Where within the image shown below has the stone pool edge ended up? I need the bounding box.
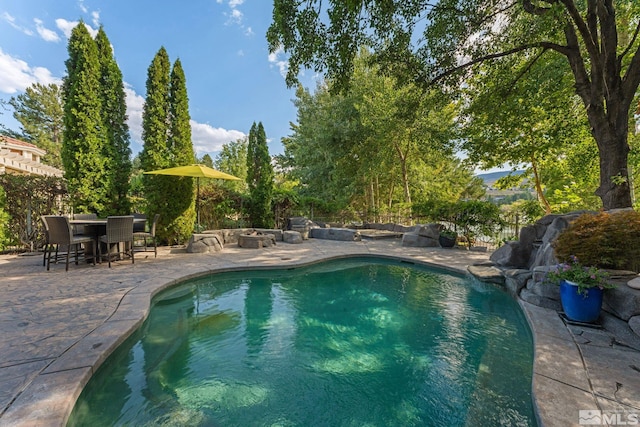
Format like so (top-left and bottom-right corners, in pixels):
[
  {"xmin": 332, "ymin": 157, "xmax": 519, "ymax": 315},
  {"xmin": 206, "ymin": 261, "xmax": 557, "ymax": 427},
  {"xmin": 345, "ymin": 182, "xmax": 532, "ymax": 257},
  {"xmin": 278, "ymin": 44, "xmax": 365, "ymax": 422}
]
[{"xmin": 3, "ymin": 248, "xmax": 566, "ymax": 426}]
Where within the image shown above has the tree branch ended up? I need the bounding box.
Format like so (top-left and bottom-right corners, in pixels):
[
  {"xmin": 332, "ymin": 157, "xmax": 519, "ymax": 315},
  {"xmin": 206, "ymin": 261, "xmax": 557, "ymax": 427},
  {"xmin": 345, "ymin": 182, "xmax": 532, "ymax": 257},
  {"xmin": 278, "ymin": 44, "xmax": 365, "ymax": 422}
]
[
  {"xmin": 621, "ymin": 43, "xmax": 640, "ymax": 110},
  {"xmin": 558, "ymin": 0, "xmax": 600, "ymax": 59},
  {"xmin": 430, "ymin": 42, "xmax": 569, "ymax": 84},
  {"xmin": 619, "ymin": 20, "xmax": 640, "ymax": 62},
  {"xmin": 522, "ymin": 0, "xmax": 551, "ymax": 15}
]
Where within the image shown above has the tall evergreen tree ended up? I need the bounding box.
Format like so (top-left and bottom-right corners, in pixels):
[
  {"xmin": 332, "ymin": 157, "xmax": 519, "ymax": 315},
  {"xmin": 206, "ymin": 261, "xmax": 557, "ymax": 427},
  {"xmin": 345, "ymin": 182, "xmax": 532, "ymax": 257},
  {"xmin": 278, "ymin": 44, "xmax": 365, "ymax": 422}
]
[
  {"xmin": 62, "ymin": 21, "xmax": 108, "ymax": 213},
  {"xmin": 140, "ymin": 47, "xmax": 172, "ymax": 238},
  {"xmin": 95, "ymin": 27, "xmax": 132, "ymax": 215},
  {"xmin": 165, "ymin": 58, "xmax": 196, "ymax": 240},
  {"xmin": 9, "ymin": 83, "xmax": 63, "ymax": 168},
  {"xmin": 140, "ymin": 49, "xmax": 196, "ymax": 243},
  {"xmin": 246, "ymin": 122, "xmax": 274, "ymax": 228}
]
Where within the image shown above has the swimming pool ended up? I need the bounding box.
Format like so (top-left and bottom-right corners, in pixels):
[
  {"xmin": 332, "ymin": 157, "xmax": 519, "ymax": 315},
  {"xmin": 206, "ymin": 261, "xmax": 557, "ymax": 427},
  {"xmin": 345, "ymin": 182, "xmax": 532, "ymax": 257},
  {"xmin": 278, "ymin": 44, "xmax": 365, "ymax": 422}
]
[{"xmin": 68, "ymin": 258, "xmax": 536, "ymax": 426}]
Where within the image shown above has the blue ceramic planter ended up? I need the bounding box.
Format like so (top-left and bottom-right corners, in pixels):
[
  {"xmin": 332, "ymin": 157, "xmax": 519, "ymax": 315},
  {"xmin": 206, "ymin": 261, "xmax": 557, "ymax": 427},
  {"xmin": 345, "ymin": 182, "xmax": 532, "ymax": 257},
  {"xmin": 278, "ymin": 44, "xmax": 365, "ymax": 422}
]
[{"xmin": 559, "ymin": 279, "xmax": 603, "ymax": 323}]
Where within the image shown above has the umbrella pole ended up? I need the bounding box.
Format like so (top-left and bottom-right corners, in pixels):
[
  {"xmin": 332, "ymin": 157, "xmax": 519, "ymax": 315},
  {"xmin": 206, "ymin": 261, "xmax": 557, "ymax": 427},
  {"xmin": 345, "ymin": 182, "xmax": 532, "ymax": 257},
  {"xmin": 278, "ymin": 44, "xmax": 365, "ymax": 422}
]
[{"xmin": 196, "ymin": 177, "xmax": 200, "ymax": 231}]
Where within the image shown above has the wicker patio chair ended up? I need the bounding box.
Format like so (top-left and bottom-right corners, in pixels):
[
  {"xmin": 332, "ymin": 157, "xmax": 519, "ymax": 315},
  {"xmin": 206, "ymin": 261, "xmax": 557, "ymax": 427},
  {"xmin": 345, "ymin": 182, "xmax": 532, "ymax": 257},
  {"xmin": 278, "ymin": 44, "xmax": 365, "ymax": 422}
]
[
  {"xmin": 133, "ymin": 213, "xmax": 160, "ymax": 258},
  {"xmin": 42, "ymin": 215, "xmax": 96, "ymax": 271},
  {"xmin": 99, "ymin": 215, "xmax": 135, "ymax": 268}
]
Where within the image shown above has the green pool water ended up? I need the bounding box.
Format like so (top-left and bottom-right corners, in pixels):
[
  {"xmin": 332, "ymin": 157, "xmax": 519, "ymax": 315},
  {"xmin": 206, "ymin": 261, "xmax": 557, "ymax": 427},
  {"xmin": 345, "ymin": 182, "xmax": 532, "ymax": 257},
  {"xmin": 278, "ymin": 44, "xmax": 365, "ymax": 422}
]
[{"xmin": 68, "ymin": 258, "xmax": 536, "ymax": 426}]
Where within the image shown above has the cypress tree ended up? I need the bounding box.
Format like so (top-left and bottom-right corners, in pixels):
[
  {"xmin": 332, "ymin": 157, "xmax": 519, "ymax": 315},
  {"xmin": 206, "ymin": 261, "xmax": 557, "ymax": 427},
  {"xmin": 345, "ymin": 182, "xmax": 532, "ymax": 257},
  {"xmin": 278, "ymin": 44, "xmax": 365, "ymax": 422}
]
[
  {"xmin": 165, "ymin": 58, "xmax": 196, "ymax": 241},
  {"xmin": 140, "ymin": 47, "xmax": 171, "ymax": 239},
  {"xmin": 95, "ymin": 27, "xmax": 132, "ymax": 215},
  {"xmin": 246, "ymin": 122, "xmax": 274, "ymax": 228},
  {"xmin": 62, "ymin": 21, "xmax": 108, "ymax": 213}
]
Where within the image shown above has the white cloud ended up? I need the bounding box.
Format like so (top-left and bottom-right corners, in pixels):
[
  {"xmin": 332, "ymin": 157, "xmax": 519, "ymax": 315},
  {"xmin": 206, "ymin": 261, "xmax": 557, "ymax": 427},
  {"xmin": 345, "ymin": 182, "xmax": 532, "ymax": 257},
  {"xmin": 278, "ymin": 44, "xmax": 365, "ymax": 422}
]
[
  {"xmin": 227, "ymin": 8, "xmax": 243, "ymax": 25},
  {"xmin": 229, "ymin": 0, "xmax": 244, "ymax": 7},
  {"xmin": 0, "ymin": 49, "xmax": 60, "ymax": 94},
  {"xmin": 191, "ymin": 121, "xmax": 245, "ymax": 154},
  {"xmin": 91, "ymin": 11, "xmax": 100, "ymax": 28},
  {"xmin": 124, "ymin": 84, "xmax": 145, "ymax": 146},
  {"xmin": 55, "ymin": 18, "xmax": 98, "ymax": 38},
  {"xmin": 2, "ymin": 12, "xmax": 34, "ymax": 36},
  {"xmin": 34, "ymin": 18, "xmax": 60, "ymax": 42},
  {"xmin": 124, "ymin": 84, "xmax": 245, "ymax": 156},
  {"xmin": 244, "ymin": 26, "xmax": 254, "ymax": 36},
  {"xmin": 78, "ymin": 0, "xmax": 88, "ymax": 13},
  {"xmin": 237, "ymin": 50, "xmax": 244, "ymax": 56},
  {"xmin": 268, "ymin": 46, "xmax": 289, "ymax": 79}
]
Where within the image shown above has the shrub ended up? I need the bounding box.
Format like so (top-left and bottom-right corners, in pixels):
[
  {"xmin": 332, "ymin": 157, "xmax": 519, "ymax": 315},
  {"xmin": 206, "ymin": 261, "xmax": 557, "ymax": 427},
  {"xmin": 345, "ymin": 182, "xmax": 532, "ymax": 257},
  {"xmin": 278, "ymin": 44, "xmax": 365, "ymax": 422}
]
[
  {"xmin": 553, "ymin": 210, "xmax": 640, "ymax": 272},
  {"xmin": 0, "ymin": 186, "xmax": 11, "ymax": 250}
]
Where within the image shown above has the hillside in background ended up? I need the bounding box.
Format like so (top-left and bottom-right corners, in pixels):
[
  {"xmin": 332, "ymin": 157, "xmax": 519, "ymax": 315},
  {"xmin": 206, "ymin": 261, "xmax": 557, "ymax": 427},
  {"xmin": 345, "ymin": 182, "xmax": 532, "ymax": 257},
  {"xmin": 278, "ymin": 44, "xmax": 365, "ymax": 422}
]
[{"xmin": 475, "ymin": 170, "xmax": 525, "ymax": 188}]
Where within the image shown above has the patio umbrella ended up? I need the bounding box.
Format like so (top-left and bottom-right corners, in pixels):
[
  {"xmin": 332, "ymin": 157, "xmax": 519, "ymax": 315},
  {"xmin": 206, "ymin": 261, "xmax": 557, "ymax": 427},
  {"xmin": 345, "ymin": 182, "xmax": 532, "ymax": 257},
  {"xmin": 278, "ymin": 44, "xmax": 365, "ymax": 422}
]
[{"xmin": 144, "ymin": 164, "xmax": 241, "ymax": 229}]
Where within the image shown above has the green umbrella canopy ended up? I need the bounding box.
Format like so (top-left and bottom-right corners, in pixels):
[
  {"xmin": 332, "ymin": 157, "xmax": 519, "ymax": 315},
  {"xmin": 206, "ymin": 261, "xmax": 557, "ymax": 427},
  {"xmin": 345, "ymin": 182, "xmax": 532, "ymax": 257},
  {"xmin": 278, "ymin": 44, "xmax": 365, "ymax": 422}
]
[{"xmin": 143, "ymin": 164, "xmax": 241, "ymax": 229}]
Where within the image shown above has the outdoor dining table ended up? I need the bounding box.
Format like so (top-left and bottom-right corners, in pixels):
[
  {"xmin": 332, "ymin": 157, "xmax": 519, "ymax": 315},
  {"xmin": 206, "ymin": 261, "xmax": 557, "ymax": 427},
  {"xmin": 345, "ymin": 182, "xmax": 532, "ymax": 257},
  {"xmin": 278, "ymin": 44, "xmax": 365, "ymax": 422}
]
[{"xmin": 70, "ymin": 217, "xmax": 146, "ymax": 261}]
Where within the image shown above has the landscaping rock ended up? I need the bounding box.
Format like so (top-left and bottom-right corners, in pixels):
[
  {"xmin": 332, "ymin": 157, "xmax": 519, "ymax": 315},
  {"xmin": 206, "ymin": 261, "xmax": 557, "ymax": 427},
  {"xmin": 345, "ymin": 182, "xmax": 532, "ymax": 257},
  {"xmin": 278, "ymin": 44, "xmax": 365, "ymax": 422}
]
[
  {"xmin": 283, "ymin": 230, "xmax": 303, "ymax": 244},
  {"xmin": 629, "ymin": 316, "xmax": 640, "ymax": 337},
  {"xmin": 519, "ymin": 288, "xmax": 562, "ymax": 311},
  {"xmin": 490, "ymin": 241, "xmax": 517, "ymax": 266},
  {"xmin": 309, "ymin": 228, "xmax": 361, "ymax": 241},
  {"xmin": 603, "ymin": 285, "xmax": 640, "ymax": 321},
  {"xmin": 401, "ymin": 233, "xmax": 438, "ymax": 247},
  {"xmin": 255, "ymin": 228, "xmax": 284, "ymax": 241},
  {"xmin": 503, "ymin": 269, "xmax": 532, "ymax": 297},
  {"xmin": 186, "ymin": 234, "xmax": 223, "ymax": 253},
  {"xmin": 417, "ymin": 223, "xmax": 442, "ymax": 239}
]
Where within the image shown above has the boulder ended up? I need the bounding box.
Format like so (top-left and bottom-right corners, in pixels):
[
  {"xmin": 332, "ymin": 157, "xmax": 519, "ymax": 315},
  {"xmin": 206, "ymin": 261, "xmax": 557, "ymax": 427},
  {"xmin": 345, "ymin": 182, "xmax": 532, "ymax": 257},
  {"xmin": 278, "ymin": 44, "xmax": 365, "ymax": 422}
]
[
  {"xmin": 255, "ymin": 228, "xmax": 284, "ymax": 241},
  {"xmin": 309, "ymin": 228, "xmax": 362, "ymax": 241},
  {"xmin": 186, "ymin": 233, "xmax": 223, "ymax": 253},
  {"xmin": 401, "ymin": 233, "xmax": 439, "ymax": 247},
  {"xmin": 417, "ymin": 223, "xmax": 442, "ymax": 239},
  {"xmin": 629, "ymin": 316, "xmax": 640, "ymax": 337},
  {"xmin": 603, "ymin": 285, "xmax": 640, "ymax": 321},
  {"xmin": 283, "ymin": 230, "xmax": 303, "ymax": 244},
  {"xmin": 490, "ymin": 241, "xmax": 518, "ymax": 266},
  {"xmin": 519, "ymin": 288, "xmax": 562, "ymax": 311},
  {"xmin": 503, "ymin": 269, "xmax": 532, "ymax": 297}
]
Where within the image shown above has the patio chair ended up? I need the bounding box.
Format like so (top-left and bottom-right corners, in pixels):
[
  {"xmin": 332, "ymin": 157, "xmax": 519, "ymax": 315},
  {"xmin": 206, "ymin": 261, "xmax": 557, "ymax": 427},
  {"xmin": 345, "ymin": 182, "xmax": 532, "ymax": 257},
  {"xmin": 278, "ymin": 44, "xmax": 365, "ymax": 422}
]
[
  {"xmin": 43, "ymin": 215, "xmax": 96, "ymax": 271},
  {"xmin": 133, "ymin": 214, "xmax": 160, "ymax": 258},
  {"xmin": 99, "ymin": 215, "xmax": 135, "ymax": 268},
  {"xmin": 132, "ymin": 213, "xmax": 147, "ymax": 233}
]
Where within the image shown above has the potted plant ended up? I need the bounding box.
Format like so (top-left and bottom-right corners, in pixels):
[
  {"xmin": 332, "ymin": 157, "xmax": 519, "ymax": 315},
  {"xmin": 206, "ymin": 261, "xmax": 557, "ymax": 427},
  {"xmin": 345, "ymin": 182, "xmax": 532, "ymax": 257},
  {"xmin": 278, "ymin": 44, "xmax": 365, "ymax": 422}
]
[
  {"xmin": 545, "ymin": 255, "xmax": 615, "ymax": 323},
  {"xmin": 439, "ymin": 228, "xmax": 457, "ymax": 248}
]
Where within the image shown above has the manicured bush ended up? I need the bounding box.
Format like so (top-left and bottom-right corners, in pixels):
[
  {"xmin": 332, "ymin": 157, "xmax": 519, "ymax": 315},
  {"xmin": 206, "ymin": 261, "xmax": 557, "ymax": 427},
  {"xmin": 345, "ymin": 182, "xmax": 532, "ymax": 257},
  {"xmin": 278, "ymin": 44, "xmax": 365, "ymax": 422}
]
[{"xmin": 553, "ymin": 210, "xmax": 640, "ymax": 272}]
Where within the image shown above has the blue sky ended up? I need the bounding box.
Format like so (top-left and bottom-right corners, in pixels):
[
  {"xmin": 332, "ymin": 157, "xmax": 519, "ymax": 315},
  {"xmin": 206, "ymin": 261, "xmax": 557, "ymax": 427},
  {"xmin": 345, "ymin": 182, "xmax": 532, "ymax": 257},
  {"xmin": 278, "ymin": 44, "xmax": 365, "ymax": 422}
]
[{"xmin": 0, "ymin": 0, "xmax": 309, "ymax": 159}]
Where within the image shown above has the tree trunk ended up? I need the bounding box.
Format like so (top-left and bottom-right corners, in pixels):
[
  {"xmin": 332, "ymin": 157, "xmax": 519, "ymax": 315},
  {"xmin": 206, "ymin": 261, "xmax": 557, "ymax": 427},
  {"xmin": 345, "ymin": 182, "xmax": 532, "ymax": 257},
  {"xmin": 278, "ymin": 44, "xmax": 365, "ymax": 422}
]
[{"xmin": 589, "ymin": 113, "xmax": 632, "ymax": 209}]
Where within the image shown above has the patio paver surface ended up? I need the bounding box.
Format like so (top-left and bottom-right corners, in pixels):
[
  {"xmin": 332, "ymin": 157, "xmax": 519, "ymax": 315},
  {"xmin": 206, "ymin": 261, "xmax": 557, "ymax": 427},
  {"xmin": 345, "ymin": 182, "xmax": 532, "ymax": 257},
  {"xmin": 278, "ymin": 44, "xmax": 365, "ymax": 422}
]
[{"xmin": 0, "ymin": 238, "xmax": 638, "ymax": 426}]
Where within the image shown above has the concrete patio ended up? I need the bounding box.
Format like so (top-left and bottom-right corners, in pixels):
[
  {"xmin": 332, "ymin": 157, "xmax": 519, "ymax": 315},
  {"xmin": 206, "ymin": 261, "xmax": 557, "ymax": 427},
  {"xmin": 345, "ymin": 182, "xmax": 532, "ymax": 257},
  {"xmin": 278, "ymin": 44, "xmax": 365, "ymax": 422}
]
[{"xmin": 0, "ymin": 238, "xmax": 638, "ymax": 426}]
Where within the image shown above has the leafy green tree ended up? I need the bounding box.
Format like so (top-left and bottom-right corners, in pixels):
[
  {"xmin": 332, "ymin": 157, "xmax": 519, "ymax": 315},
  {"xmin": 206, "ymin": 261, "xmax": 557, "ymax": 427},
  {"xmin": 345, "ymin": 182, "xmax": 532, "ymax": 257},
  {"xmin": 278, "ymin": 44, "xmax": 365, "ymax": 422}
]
[
  {"xmin": 462, "ymin": 53, "xmax": 597, "ymax": 213},
  {"xmin": 62, "ymin": 21, "xmax": 108, "ymax": 214},
  {"xmin": 268, "ymin": 1, "xmax": 640, "ymax": 210},
  {"xmin": 214, "ymin": 137, "xmax": 248, "ymax": 192},
  {"xmin": 246, "ymin": 122, "xmax": 274, "ymax": 228},
  {"xmin": 95, "ymin": 27, "xmax": 132, "ymax": 215},
  {"xmin": 200, "ymin": 153, "xmax": 214, "ymax": 168},
  {"xmin": 9, "ymin": 83, "xmax": 63, "ymax": 168},
  {"xmin": 0, "ymin": 185, "xmax": 11, "ymax": 250},
  {"xmin": 165, "ymin": 58, "xmax": 196, "ymax": 240},
  {"xmin": 282, "ymin": 54, "xmax": 478, "ymax": 222}
]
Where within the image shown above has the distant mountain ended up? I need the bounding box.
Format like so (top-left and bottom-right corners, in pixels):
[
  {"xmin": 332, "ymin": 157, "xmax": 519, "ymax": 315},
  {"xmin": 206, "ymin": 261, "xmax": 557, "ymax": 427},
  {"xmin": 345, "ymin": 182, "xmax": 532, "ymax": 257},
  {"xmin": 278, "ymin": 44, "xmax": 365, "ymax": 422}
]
[{"xmin": 476, "ymin": 170, "xmax": 525, "ymax": 188}]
